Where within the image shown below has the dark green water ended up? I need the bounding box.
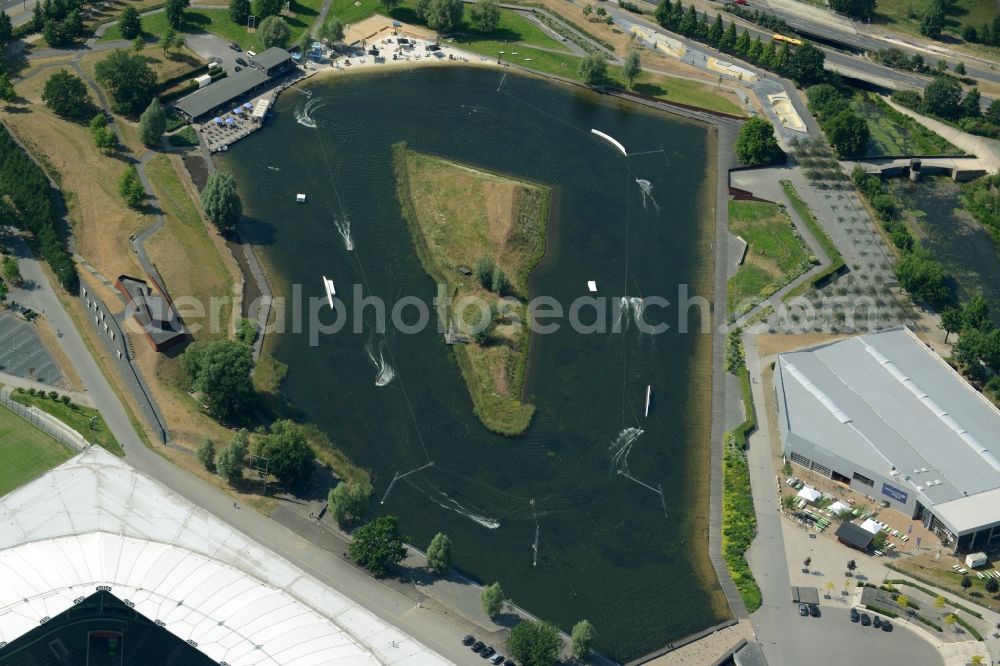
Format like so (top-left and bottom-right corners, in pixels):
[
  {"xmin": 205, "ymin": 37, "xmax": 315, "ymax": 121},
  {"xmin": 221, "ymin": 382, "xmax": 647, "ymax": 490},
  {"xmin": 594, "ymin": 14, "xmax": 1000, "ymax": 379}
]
[{"xmin": 221, "ymin": 67, "xmax": 726, "ymax": 661}]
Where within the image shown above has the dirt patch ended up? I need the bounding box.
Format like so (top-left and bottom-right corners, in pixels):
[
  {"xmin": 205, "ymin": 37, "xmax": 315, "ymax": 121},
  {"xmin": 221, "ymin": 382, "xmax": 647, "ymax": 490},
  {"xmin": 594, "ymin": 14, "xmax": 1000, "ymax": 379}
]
[
  {"xmin": 755, "ymin": 332, "xmax": 851, "ymax": 359},
  {"xmin": 34, "ymin": 315, "xmax": 84, "ymax": 391}
]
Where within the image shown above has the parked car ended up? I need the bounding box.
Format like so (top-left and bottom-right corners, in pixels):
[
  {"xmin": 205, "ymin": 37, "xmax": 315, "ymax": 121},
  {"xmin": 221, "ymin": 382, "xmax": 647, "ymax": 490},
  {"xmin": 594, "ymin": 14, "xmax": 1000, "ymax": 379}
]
[
  {"xmin": 861, "ymin": 613, "xmax": 871, "ymax": 626},
  {"xmin": 480, "ymin": 646, "xmax": 495, "ymax": 658},
  {"xmin": 234, "ymin": 66, "xmax": 242, "ymax": 72},
  {"xmin": 850, "ymin": 608, "xmax": 860, "ymax": 623},
  {"xmin": 873, "ymin": 616, "xmax": 882, "ymax": 629},
  {"xmin": 462, "ymin": 635, "xmax": 475, "ymax": 646},
  {"xmin": 235, "ymin": 57, "xmax": 248, "ymax": 66},
  {"xmin": 504, "ymin": 661, "xmax": 516, "ymax": 666},
  {"xmin": 490, "ymin": 654, "xmax": 504, "ymax": 665},
  {"xmin": 228, "ymin": 42, "xmax": 241, "ymax": 51},
  {"xmin": 881, "ymin": 620, "xmax": 893, "ymax": 632},
  {"xmin": 808, "ymin": 604, "xmax": 820, "ymax": 618},
  {"xmin": 471, "ymin": 641, "xmax": 484, "ymax": 652},
  {"xmin": 799, "ymin": 603, "xmax": 808, "ymax": 616}
]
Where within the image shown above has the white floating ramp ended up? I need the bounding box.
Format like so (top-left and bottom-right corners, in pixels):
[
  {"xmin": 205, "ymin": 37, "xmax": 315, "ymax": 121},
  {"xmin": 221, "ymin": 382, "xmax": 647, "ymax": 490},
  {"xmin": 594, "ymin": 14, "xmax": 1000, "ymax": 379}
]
[
  {"xmin": 587, "ymin": 280, "xmax": 597, "ymax": 292},
  {"xmin": 296, "ymin": 193, "xmax": 307, "ymax": 203},
  {"xmin": 323, "ymin": 275, "xmax": 336, "ymax": 308},
  {"xmin": 591, "ymin": 129, "xmax": 628, "ymax": 156},
  {"xmin": 644, "ymin": 385, "xmax": 652, "ymax": 417}
]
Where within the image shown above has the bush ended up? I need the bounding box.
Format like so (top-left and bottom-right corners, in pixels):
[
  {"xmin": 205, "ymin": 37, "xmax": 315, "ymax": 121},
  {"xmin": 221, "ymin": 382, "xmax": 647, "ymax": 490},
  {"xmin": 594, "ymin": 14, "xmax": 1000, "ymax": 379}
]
[
  {"xmin": 578, "ymin": 53, "xmax": 608, "ymax": 84},
  {"xmin": 348, "ymin": 515, "xmax": 407, "ymax": 576},
  {"xmin": 42, "ymin": 70, "xmax": 92, "ymax": 118},
  {"xmin": 474, "ymin": 255, "xmax": 496, "ymax": 289}
]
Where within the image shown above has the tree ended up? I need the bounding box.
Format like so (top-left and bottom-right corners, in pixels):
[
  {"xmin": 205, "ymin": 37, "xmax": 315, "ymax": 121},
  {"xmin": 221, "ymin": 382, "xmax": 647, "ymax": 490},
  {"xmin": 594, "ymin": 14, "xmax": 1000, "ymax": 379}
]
[
  {"xmin": 896, "ymin": 594, "xmax": 909, "ymax": 612},
  {"xmin": 470, "ymin": 0, "xmax": 500, "ymax": 32},
  {"xmin": 761, "ymin": 40, "xmax": 776, "ymax": 69},
  {"xmin": 962, "ymin": 87, "xmax": 981, "ymax": 118},
  {"xmin": 934, "ymin": 594, "xmax": 947, "ymax": 609},
  {"xmin": 944, "ymin": 613, "xmax": 957, "ymax": 630},
  {"xmin": 735, "ymin": 27, "xmax": 750, "ymax": 54},
  {"xmin": 253, "ymin": 419, "xmax": 316, "ymax": 487},
  {"xmin": 986, "ymin": 577, "xmax": 999, "ymax": 594},
  {"xmin": 2, "ymin": 257, "xmax": 21, "ymax": 286},
  {"xmin": 846, "ymin": 559, "xmax": 857, "ymax": 573},
  {"xmin": 578, "ymin": 53, "xmax": 607, "ymax": 85},
  {"xmin": 506, "ymin": 619, "xmax": 562, "ymax": 666},
  {"xmin": 481, "ymin": 582, "xmax": 504, "ymax": 618},
  {"xmin": 89, "ymin": 113, "xmax": 117, "ymax": 153},
  {"xmin": 165, "ymin": 0, "xmax": 189, "ymax": 28},
  {"xmin": 953, "ymin": 326, "xmax": 1000, "ymax": 381},
  {"xmin": 95, "ymin": 49, "xmax": 158, "ymax": 115},
  {"xmin": 748, "ymin": 36, "xmax": 763, "ymax": 63},
  {"xmin": 328, "ymin": 479, "xmax": 370, "ymax": 524},
  {"xmin": 319, "ymin": 16, "xmax": 344, "ymax": 43},
  {"xmin": 788, "ymin": 41, "xmax": 825, "ymax": 85},
  {"xmin": 825, "ymin": 110, "xmax": 870, "ymax": 156},
  {"xmin": 257, "ymin": 14, "xmax": 291, "ymax": 48},
  {"xmin": 804, "ymin": 556, "xmax": 812, "ymax": 568},
  {"xmin": 229, "ymin": 0, "xmax": 250, "ymax": 24},
  {"xmin": 139, "ymin": 98, "xmax": 166, "ymax": 147},
  {"xmin": 923, "ymin": 76, "xmax": 962, "ymax": 119},
  {"xmin": 118, "ymin": 5, "xmax": 141, "ymax": 39},
  {"xmin": 348, "ymin": 515, "xmax": 407, "ymax": 576},
  {"xmin": 0, "ymin": 10, "xmax": 11, "ymax": 46},
  {"xmin": 570, "ymin": 620, "xmax": 595, "ymax": 659},
  {"xmin": 940, "ymin": 306, "xmax": 963, "ymax": 343},
  {"xmin": 806, "ymin": 83, "xmax": 843, "ymax": 117},
  {"xmin": 986, "ymin": 99, "xmax": 1000, "ymax": 124},
  {"xmin": 829, "ymin": 0, "xmax": 875, "ymax": 19},
  {"xmin": 381, "ymin": 0, "xmax": 401, "ymax": 11},
  {"xmin": 474, "ymin": 255, "xmax": 496, "ymax": 288},
  {"xmin": 160, "ymin": 26, "xmax": 177, "ymax": 54},
  {"xmin": 421, "ymin": 0, "xmax": 463, "ymax": 32},
  {"xmin": 961, "ymin": 575, "xmax": 972, "ymax": 589},
  {"xmin": 0, "ymin": 74, "xmax": 16, "ymax": 107},
  {"xmin": 197, "ymin": 438, "xmax": 216, "ymax": 471},
  {"xmin": 623, "ymin": 51, "xmax": 641, "ymax": 89},
  {"xmin": 735, "ymin": 116, "xmax": 781, "ymax": 166},
  {"xmin": 426, "ymin": 532, "xmax": 452, "ymax": 574},
  {"xmin": 971, "ymin": 656, "xmax": 985, "ymax": 666},
  {"xmin": 252, "ymin": 0, "xmax": 283, "ymax": 18},
  {"xmin": 920, "ymin": 1, "xmax": 945, "ymax": 39},
  {"xmin": 201, "ymin": 171, "xmax": 243, "ymax": 235},
  {"xmin": 118, "ymin": 165, "xmax": 145, "ymax": 208},
  {"xmin": 32, "ymin": 2, "xmax": 44, "ymax": 31},
  {"xmin": 490, "ymin": 266, "xmax": 509, "ymax": 295},
  {"xmin": 895, "ymin": 248, "xmax": 950, "ymax": 308},
  {"xmin": 962, "ymin": 295, "xmax": 991, "ymax": 331},
  {"xmin": 707, "ymin": 13, "xmax": 723, "ymax": 46},
  {"xmin": 954, "ymin": 61, "xmax": 966, "ymax": 76},
  {"xmin": 42, "ymin": 70, "xmax": 91, "ymax": 118},
  {"xmin": 720, "ymin": 21, "xmax": 737, "ymax": 51},
  {"xmin": 180, "ymin": 338, "xmax": 255, "ymax": 420},
  {"xmin": 215, "ymin": 429, "xmax": 249, "ymax": 485}
]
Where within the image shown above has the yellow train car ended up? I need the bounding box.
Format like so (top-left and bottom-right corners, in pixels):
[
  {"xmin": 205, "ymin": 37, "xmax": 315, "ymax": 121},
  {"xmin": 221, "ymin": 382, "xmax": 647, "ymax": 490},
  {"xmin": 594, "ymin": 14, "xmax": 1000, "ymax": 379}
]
[{"xmin": 772, "ymin": 33, "xmax": 804, "ymax": 47}]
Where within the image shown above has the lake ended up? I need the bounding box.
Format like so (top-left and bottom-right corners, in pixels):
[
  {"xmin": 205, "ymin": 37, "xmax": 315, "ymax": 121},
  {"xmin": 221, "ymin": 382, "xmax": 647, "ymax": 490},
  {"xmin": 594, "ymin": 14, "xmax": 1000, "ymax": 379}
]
[{"xmin": 220, "ymin": 66, "xmax": 727, "ymax": 661}]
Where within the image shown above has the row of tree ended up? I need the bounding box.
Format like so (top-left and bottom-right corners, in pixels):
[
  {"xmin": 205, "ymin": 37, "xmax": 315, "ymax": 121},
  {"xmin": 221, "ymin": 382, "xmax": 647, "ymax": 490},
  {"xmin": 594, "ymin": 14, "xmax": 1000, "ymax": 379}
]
[
  {"xmin": 891, "ymin": 76, "xmax": 998, "ymax": 139},
  {"xmin": 654, "ymin": 0, "xmax": 826, "ymax": 86},
  {"xmin": 942, "ymin": 297, "xmax": 1000, "ymax": 394},
  {"xmin": 0, "ymin": 125, "xmax": 76, "ymax": 289},
  {"xmin": 30, "ymin": 0, "xmax": 87, "ymax": 46},
  {"xmin": 805, "ymin": 84, "xmax": 870, "ymax": 157}
]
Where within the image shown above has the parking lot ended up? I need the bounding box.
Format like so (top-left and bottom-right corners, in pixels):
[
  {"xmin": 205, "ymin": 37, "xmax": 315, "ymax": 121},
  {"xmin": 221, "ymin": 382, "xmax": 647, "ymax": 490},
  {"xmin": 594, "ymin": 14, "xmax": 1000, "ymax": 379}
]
[{"xmin": 0, "ymin": 313, "xmax": 65, "ymax": 386}]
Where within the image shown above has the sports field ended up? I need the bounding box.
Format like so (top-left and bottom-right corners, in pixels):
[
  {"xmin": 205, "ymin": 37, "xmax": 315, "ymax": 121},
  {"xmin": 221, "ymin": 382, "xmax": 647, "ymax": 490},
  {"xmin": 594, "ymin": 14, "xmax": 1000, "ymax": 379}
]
[{"xmin": 0, "ymin": 407, "xmax": 73, "ymax": 497}]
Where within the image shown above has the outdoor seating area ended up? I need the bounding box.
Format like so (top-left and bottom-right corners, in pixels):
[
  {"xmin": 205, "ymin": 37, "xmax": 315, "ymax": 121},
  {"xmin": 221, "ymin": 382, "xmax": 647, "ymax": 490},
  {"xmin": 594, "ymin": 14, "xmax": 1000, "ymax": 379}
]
[{"xmin": 201, "ymin": 101, "xmax": 258, "ymax": 152}]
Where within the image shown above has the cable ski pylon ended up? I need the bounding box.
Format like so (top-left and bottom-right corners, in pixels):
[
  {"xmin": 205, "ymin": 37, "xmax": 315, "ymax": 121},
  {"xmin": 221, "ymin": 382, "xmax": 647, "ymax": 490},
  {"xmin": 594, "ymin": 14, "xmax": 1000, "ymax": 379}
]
[{"xmin": 380, "ymin": 461, "xmax": 435, "ymax": 505}]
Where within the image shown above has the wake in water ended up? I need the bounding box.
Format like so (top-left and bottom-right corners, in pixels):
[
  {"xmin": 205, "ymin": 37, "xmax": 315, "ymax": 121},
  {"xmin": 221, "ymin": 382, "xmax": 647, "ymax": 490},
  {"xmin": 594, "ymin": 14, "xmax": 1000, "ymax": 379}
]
[
  {"xmin": 609, "ymin": 427, "xmax": 644, "ymax": 474},
  {"xmin": 364, "ymin": 336, "xmax": 396, "ymax": 387},
  {"xmin": 615, "ymin": 296, "xmax": 644, "ymax": 332},
  {"xmin": 636, "ymin": 178, "xmax": 660, "ymax": 213},
  {"xmin": 295, "ymin": 98, "xmax": 326, "ymax": 128},
  {"xmin": 429, "ymin": 491, "xmax": 501, "ymax": 529},
  {"xmin": 334, "ymin": 214, "xmax": 354, "ymax": 251}
]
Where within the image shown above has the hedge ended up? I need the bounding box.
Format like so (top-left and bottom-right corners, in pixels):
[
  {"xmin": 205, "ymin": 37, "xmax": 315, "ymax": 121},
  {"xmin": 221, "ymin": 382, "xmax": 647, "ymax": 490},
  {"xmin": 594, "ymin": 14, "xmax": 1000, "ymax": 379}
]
[
  {"xmin": 780, "ymin": 180, "xmax": 846, "ymax": 283},
  {"xmin": 913, "ymin": 614, "xmax": 943, "ymax": 632},
  {"xmin": 864, "ymin": 604, "xmax": 898, "ymax": 618},
  {"xmin": 883, "ymin": 579, "xmax": 983, "ymax": 618},
  {"xmin": 157, "ymin": 63, "xmax": 210, "ymax": 92}
]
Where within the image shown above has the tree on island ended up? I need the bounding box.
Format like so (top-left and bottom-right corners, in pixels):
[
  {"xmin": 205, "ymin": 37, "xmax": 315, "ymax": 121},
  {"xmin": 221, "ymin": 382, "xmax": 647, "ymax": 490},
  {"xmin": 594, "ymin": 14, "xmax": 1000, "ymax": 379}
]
[
  {"xmin": 139, "ymin": 98, "xmax": 166, "ymax": 147},
  {"xmin": 201, "ymin": 171, "xmax": 243, "ymax": 235},
  {"xmin": 349, "ymin": 515, "xmax": 407, "ymax": 576},
  {"xmin": 118, "ymin": 5, "xmax": 142, "ymax": 40},
  {"xmin": 426, "ymin": 532, "xmax": 452, "ymax": 574},
  {"xmin": 181, "ymin": 339, "xmax": 256, "ymax": 421},
  {"xmin": 258, "ymin": 15, "xmax": 291, "ymax": 48},
  {"xmin": 481, "ymin": 582, "xmax": 505, "ymax": 618},
  {"xmin": 253, "ymin": 420, "xmax": 316, "ymax": 488},
  {"xmin": 229, "ymin": 0, "xmax": 250, "ymax": 24},
  {"xmin": 506, "ymin": 619, "xmax": 562, "ymax": 666},
  {"xmin": 198, "ymin": 438, "xmax": 216, "ymax": 471},
  {"xmin": 216, "ymin": 429, "xmax": 250, "ymax": 485},
  {"xmin": 623, "ymin": 51, "xmax": 641, "ymax": 89},
  {"xmin": 570, "ymin": 620, "xmax": 595, "ymax": 659},
  {"xmin": 470, "ymin": 0, "xmax": 500, "ymax": 33},
  {"xmin": 118, "ymin": 165, "xmax": 145, "ymax": 209},
  {"xmin": 735, "ymin": 116, "xmax": 781, "ymax": 166},
  {"xmin": 42, "ymin": 70, "xmax": 92, "ymax": 118},
  {"xmin": 328, "ymin": 481, "xmax": 369, "ymax": 524},
  {"xmin": 95, "ymin": 49, "xmax": 157, "ymax": 116},
  {"xmin": 578, "ymin": 53, "xmax": 607, "ymax": 85}
]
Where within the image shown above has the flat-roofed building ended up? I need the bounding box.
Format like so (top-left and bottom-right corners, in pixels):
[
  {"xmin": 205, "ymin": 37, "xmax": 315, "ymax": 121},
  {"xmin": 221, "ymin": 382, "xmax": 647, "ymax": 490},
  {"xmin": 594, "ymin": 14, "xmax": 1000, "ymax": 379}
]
[{"xmin": 774, "ymin": 326, "xmax": 1000, "ymax": 553}]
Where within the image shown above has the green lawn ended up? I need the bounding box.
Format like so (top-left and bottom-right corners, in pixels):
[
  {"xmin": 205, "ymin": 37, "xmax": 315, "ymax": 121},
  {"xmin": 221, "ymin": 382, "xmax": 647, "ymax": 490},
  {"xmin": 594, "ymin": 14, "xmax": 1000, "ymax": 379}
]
[
  {"xmin": 102, "ymin": 0, "xmax": 322, "ymax": 48},
  {"xmin": 168, "ymin": 125, "xmax": 198, "ymax": 146},
  {"xmin": 871, "ymin": 0, "xmax": 997, "ymax": 39},
  {"xmin": 849, "ymin": 91, "xmax": 960, "ymax": 157},
  {"xmin": 11, "ymin": 389, "xmax": 124, "ymax": 456},
  {"xmin": 0, "ymin": 405, "xmax": 73, "ymax": 497},
  {"xmin": 728, "ymin": 199, "xmax": 812, "ymax": 315}
]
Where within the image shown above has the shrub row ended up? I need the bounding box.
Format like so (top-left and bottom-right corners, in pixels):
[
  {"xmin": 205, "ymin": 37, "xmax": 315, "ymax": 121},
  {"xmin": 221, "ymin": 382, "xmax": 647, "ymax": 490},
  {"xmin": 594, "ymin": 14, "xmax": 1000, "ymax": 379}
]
[
  {"xmin": 883, "ymin": 579, "xmax": 984, "ymax": 618},
  {"xmin": 864, "ymin": 604, "xmax": 898, "ymax": 618}
]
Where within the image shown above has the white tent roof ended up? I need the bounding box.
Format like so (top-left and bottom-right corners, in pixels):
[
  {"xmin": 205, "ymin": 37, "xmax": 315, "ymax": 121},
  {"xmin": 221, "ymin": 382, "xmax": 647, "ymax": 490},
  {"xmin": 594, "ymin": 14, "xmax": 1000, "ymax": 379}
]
[
  {"xmin": 860, "ymin": 518, "xmax": 880, "ymax": 534},
  {"xmin": 828, "ymin": 501, "xmax": 849, "ymax": 514},
  {"xmin": 797, "ymin": 486, "xmax": 822, "ymax": 502},
  {"xmin": 0, "ymin": 447, "xmax": 452, "ymax": 665}
]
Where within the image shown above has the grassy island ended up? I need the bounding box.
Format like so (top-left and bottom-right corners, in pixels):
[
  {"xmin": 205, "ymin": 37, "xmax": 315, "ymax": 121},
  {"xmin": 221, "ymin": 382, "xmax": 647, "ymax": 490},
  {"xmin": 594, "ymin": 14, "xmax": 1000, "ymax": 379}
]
[{"xmin": 393, "ymin": 144, "xmax": 549, "ymax": 436}]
